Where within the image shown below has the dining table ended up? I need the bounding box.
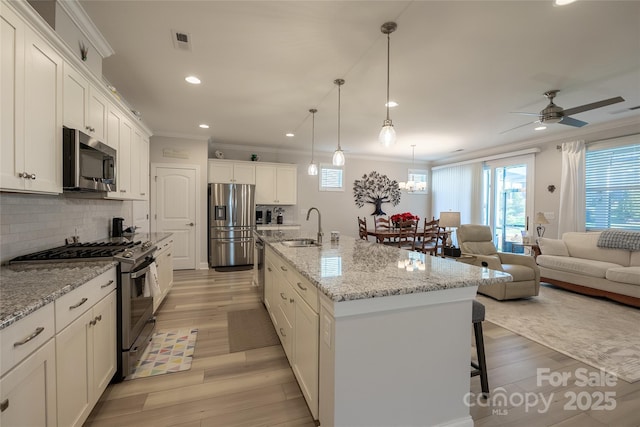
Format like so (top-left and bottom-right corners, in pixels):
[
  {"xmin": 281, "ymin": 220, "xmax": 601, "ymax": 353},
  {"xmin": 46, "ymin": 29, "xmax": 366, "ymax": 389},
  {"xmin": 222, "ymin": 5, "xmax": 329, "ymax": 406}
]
[{"xmin": 367, "ymin": 228, "xmax": 451, "ymax": 247}]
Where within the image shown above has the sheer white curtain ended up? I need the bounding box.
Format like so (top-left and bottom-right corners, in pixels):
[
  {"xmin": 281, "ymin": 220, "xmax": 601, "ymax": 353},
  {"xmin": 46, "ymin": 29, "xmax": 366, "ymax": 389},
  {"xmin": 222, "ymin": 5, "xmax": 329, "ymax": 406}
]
[
  {"xmin": 557, "ymin": 140, "xmax": 586, "ymax": 236},
  {"xmin": 432, "ymin": 162, "xmax": 483, "ymax": 225}
]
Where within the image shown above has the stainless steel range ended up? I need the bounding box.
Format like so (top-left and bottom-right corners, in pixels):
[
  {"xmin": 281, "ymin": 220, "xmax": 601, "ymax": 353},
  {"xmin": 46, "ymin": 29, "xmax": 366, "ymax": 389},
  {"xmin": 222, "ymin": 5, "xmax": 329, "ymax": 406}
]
[
  {"xmin": 114, "ymin": 240, "xmax": 157, "ymax": 381},
  {"xmin": 10, "ymin": 239, "xmax": 157, "ymax": 381}
]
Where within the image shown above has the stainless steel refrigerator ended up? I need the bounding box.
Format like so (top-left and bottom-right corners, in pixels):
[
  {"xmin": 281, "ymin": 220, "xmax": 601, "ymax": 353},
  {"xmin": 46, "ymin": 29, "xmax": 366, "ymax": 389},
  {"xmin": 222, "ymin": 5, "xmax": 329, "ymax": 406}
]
[{"xmin": 208, "ymin": 183, "xmax": 255, "ymax": 267}]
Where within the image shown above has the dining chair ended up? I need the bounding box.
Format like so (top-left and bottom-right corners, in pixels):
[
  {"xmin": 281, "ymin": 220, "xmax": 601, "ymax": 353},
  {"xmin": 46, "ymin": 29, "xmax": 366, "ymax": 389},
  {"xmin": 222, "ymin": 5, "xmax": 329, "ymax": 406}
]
[
  {"xmin": 397, "ymin": 219, "xmax": 418, "ymax": 250},
  {"xmin": 357, "ymin": 217, "xmax": 369, "ymax": 240},
  {"xmin": 374, "ymin": 216, "xmax": 392, "ymax": 231},
  {"xmin": 374, "ymin": 216, "xmax": 394, "ymax": 244},
  {"xmin": 415, "ymin": 218, "xmax": 441, "ymax": 256}
]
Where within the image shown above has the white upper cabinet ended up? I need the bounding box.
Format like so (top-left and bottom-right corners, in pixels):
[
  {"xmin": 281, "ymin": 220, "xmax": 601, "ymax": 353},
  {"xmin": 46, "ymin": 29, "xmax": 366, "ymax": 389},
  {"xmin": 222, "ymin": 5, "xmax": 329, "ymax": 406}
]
[
  {"xmin": 208, "ymin": 160, "xmax": 256, "ymax": 184},
  {"xmin": 63, "ymin": 63, "xmax": 108, "ymax": 141},
  {"xmin": 2, "ymin": 2, "xmax": 152, "ymax": 197},
  {"xmin": 256, "ymin": 164, "xmax": 297, "ymax": 205},
  {"xmin": 1, "ymin": 4, "xmax": 63, "ymax": 194}
]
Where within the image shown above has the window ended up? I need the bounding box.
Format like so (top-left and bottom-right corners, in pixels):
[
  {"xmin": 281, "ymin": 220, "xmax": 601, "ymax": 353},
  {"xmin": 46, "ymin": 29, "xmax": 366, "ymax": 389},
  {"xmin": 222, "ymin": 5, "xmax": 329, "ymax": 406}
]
[
  {"xmin": 319, "ymin": 164, "xmax": 344, "ymax": 192},
  {"xmin": 585, "ymin": 140, "xmax": 640, "ymax": 231}
]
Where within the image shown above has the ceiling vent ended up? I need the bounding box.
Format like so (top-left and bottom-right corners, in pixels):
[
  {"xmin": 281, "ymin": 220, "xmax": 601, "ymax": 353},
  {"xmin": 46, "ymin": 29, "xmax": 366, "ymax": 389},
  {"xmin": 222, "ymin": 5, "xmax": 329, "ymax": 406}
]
[{"xmin": 172, "ymin": 30, "xmax": 192, "ymax": 51}]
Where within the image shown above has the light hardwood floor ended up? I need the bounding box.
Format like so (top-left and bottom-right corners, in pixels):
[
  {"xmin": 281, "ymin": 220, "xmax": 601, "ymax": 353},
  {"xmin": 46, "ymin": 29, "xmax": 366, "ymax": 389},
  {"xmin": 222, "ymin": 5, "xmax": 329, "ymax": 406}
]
[{"xmin": 85, "ymin": 269, "xmax": 640, "ymax": 427}]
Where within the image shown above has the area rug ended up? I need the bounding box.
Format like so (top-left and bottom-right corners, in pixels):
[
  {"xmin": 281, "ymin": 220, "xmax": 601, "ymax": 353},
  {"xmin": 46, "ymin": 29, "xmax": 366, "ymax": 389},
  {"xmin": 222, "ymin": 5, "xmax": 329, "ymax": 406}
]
[
  {"xmin": 228, "ymin": 307, "xmax": 279, "ymax": 353},
  {"xmin": 127, "ymin": 328, "xmax": 198, "ymax": 380},
  {"xmin": 477, "ymin": 284, "xmax": 640, "ymax": 383}
]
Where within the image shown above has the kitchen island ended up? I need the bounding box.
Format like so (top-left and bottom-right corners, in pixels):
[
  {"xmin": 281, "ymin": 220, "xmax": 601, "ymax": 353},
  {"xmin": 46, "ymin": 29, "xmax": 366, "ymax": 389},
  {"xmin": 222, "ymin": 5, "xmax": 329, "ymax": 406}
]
[{"xmin": 256, "ymin": 230, "xmax": 512, "ymax": 427}]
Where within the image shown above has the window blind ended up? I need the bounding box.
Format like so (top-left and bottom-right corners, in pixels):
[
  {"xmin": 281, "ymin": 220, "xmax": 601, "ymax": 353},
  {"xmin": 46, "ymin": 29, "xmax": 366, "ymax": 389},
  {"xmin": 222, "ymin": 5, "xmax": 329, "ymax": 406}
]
[
  {"xmin": 585, "ymin": 143, "xmax": 640, "ymax": 231},
  {"xmin": 320, "ymin": 166, "xmax": 343, "ymax": 191}
]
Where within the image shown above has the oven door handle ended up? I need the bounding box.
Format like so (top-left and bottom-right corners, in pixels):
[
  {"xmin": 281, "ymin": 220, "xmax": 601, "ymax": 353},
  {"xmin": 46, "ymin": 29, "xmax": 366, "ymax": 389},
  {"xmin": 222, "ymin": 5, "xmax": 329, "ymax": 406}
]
[{"xmin": 129, "ymin": 263, "xmax": 152, "ymax": 279}]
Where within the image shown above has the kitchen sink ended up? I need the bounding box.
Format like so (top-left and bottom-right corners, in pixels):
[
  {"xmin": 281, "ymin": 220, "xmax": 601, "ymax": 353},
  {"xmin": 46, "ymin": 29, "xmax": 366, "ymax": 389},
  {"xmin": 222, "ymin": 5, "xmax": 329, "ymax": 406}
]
[{"xmin": 280, "ymin": 239, "xmax": 321, "ymax": 247}]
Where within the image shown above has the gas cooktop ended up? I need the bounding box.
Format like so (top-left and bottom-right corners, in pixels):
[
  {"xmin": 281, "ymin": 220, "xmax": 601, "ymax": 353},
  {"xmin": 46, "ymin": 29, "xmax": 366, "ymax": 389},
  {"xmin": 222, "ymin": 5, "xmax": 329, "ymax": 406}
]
[{"xmin": 9, "ymin": 241, "xmax": 142, "ymax": 263}]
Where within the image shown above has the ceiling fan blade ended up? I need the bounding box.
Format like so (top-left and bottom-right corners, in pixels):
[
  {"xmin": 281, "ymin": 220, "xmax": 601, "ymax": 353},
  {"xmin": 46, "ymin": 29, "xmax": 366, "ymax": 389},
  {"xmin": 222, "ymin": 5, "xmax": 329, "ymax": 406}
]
[
  {"xmin": 509, "ymin": 111, "xmax": 539, "ymax": 116},
  {"xmin": 559, "ymin": 116, "xmax": 588, "ymax": 127},
  {"xmin": 500, "ymin": 120, "xmax": 538, "ymax": 134},
  {"xmin": 562, "ymin": 96, "xmax": 625, "ymax": 116}
]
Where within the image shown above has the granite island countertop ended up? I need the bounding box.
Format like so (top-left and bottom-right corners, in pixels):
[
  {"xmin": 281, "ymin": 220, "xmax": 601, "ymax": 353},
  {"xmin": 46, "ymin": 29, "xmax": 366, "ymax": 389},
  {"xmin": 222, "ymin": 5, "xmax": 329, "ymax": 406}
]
[
  {"xmin": 255, "ymin": 230, "xmax": 512, "ymax": 303},
  {"xmin": 0, "ymin": 260, "xmax": 118, "ymax": 330}
]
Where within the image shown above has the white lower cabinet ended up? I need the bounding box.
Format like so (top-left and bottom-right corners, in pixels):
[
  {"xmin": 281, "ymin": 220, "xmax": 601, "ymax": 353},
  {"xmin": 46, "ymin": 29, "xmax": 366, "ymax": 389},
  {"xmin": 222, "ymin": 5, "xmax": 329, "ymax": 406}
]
[
  {"xmin": 56, "ymin": 290, "xmax": 116, "ymax": 427},
  {"xmin": 154, "ymin": 237, "xmax": 174, "ymax": 313},
  {"xmin": 55, "ymin": 267, "xmax": 117, "ymax": 427},
  {"xmin": 264, "ymin": 247, "xmax": 319, "ymax": 419},
  {"xmin": 0, "ymin": 338, "xmax": 57, "ymax": 426}
]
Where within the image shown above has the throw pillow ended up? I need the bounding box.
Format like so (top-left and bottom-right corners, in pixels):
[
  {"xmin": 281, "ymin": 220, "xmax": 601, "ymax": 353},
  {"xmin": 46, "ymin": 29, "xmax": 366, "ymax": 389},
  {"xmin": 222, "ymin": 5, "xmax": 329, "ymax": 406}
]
[{"xmin": 538, "ymin": 237, "xmax": 569, "ymax": 256}]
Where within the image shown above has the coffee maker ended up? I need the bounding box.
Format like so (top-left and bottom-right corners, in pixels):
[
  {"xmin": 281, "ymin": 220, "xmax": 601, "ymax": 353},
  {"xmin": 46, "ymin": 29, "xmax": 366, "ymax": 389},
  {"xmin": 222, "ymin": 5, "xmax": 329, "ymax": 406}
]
[
  {"xmin": 112, "ymin": 217, "xmax": 124, "ymax": 238},
  {"xmin": 256, "ymin": 209, "xmax": 264, "ymax": 224},
  {"xmin": 266, "ymin": 210, "xmax": 272, "ymax": 224}
]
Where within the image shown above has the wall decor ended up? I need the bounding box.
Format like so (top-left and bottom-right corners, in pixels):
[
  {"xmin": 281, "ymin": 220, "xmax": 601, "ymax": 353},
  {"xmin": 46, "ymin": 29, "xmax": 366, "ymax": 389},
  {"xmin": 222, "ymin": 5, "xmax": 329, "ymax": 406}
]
[
  {"xmin": 79, "ymin": 41, "xmax": 89, "ymax": 61},
  {"xmin": 353, "ymin": 171, "xmax": 401, "ymax": 215}
]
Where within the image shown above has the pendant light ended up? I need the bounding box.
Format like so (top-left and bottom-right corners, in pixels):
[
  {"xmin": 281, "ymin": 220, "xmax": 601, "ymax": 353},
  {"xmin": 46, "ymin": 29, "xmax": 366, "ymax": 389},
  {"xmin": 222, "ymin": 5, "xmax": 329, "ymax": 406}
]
[
  {"xmin": 398, "ymin": 145, "xmax": 426, "ymax": 192},
  {"xmin": 307, "ymin": 108, "xmax": 318, "ymax": 175},
  {"xmin": 332, "ymin": 79, "xmax": 346, "ymax": 166},
  {"xmin": 379, "ymin": 21, "xmax": 397, "ymax": 148}
]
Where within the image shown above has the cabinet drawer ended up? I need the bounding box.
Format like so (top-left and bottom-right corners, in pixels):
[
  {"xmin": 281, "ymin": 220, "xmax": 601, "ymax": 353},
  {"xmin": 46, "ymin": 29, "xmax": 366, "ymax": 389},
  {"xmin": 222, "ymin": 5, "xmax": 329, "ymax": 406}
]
[
  {"xmin": 277, "ymin": 279, "xmax": 295, "ymax": 326},
  {"xmin": 55, "ymin": 268, "xmax": 117, "ymax": 333},
  {"xmin": 284, "ymin": 266, "xmax": 318, "ymax": 313},
  {"xmin": 0, "ymin": 304, "xmax": 55, "ymax": 377},
  {"xmin": 274, "ymin": 304, "xmax": 293, "ymax": 360}
]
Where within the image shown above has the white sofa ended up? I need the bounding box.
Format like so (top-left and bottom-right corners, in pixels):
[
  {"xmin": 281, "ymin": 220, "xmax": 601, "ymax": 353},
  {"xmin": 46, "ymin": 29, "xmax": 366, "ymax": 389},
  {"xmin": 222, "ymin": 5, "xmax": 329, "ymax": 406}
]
[{"xmin": 534, "ymin": 231, "xmax": 640, "ymax": 307}]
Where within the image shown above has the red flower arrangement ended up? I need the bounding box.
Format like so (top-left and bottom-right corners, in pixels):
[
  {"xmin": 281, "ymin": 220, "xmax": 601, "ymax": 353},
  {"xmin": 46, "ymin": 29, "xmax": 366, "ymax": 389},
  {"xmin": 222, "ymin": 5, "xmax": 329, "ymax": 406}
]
[{"xmin": 390, "ymin": 212, "xmax": 420, "ymax": 225}]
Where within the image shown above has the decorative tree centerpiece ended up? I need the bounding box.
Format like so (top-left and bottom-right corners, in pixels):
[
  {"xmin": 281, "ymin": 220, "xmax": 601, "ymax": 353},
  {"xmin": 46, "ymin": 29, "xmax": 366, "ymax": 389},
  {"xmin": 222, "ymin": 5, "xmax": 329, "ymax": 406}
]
[
  {"xmin": 390, "ymin": 212, "xmax": 420, "ymax": 227},
  {"xmin": 353, "ymin": 171, "xmax": 401, "ymax": 215}
]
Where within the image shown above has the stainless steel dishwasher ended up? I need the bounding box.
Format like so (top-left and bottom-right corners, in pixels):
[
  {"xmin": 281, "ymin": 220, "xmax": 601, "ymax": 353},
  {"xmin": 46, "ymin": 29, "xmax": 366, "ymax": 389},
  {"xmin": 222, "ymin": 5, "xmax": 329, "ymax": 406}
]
[{"xmin": 255, "ymin": 238, "xmax": 265, "ymax": 302}]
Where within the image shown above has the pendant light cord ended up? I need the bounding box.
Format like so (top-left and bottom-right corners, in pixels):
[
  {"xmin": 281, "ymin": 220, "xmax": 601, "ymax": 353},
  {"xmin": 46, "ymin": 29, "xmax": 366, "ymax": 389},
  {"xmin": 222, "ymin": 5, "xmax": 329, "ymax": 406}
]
[
  {"xmin": 337, "ymin": 81, "xmax": 342, "ymax": 150},
  {"xmin": 310, "ymin": 108, "xmax": 317, "ymax": 162},
  {"xmin": 385, "ymin": 31, "xmax": 391, "ymax": 122}
]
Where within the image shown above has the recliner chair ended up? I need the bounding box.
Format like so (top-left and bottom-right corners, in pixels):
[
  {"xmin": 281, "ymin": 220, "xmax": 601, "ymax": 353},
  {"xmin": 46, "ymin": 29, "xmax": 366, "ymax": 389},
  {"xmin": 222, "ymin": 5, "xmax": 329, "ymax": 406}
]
[{"xmin": 457, "ymin": 224, "xmax": 540, "ymax": 300}]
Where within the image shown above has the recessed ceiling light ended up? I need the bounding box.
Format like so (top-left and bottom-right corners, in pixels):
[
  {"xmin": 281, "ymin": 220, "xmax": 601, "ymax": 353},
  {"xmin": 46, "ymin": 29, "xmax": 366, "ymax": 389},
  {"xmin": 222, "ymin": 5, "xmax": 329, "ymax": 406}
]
[
  {"xmin": 385, "ymin": 101, "xmax": 399, "ymax": 108},
  {"xmin": 185, "ymin": 76, "xmax": 201, "ymax": 84},
  {"xmin": 554, "ymin": 0, "xmax": 577, "ymax": 5},
  {"xmin": 286, "ymin": 133, "xmax": 295, "ymax": 137},
  {"xmin": 199, "ymin": 124, "xmax": 209, "ymax": 129},
  {"xmin": 535, "ymin": 126, "xmax": 547, "ymax": 131}
]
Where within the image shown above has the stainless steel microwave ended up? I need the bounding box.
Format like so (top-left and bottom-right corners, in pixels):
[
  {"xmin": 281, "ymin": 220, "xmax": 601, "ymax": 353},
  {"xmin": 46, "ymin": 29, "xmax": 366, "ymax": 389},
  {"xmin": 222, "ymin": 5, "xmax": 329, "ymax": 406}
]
[{"xmin": 63, "ymin": 127, "xmax": 117, "ymax": 192}]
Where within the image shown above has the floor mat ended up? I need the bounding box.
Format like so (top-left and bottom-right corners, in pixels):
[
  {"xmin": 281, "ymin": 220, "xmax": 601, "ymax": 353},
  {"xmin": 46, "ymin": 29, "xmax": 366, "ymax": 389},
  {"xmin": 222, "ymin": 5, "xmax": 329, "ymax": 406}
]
[
  {"xmin": 228, "ymin": 307, "xmax": 279, "ymax": 353},
  {"xmin": 127, "ymin": 328, "xmax": 198, "ymax": 380}
]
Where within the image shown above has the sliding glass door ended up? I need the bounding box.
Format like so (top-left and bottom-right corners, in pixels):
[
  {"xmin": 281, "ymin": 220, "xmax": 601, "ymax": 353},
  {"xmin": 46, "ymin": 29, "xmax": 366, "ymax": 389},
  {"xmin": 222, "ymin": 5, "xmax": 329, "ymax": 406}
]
[{"xmin": 482, "ymin": 155, "xmax": 535, "ymax": 252}]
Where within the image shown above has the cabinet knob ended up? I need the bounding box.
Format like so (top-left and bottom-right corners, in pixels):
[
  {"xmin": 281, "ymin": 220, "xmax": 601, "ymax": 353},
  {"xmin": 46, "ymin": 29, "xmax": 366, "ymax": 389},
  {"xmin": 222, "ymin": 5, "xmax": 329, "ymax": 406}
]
[
  {"xmin": 30, "ymin": 173, "xmax": 36, "ymax": 180},
  {"xmin": 95, "ymin": 314, "xmax": 102, "ymax": 322},
  {"xmin": 297, "ymin": 282, "xmax": 307, "ymax": 291},
  {"xmin": 280, "ymin": 292, "xmax": 287, "ymax": 300},
  {"xmin": 279, "ymin": 327, "xmax": 286, "ymax": 337},
  {"xmin": 1, "ymin": 399, "xmax": 8, "ymax": 413},
  {"xmin": 186, "ymin": 222, "xmax": 194, "ymax": 226},
  {"xmin": 89, "ymin": 319, "xmax": 97, "ymax": 326}
]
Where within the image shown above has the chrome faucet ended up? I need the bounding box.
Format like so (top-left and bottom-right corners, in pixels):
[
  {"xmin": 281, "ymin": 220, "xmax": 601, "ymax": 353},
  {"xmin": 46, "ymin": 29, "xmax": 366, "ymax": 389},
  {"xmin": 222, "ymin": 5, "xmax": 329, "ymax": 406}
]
[{"xmin": 306, "ymin": 207, "xmax": 323, "ymax": 244}]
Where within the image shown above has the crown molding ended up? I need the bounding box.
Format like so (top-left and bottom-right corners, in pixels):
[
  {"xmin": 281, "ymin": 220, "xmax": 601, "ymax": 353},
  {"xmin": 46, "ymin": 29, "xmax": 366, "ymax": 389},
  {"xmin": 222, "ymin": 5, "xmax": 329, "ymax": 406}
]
[{"xmin": 56, "ymin": 0, "xmax": 114, "ymax": 58}]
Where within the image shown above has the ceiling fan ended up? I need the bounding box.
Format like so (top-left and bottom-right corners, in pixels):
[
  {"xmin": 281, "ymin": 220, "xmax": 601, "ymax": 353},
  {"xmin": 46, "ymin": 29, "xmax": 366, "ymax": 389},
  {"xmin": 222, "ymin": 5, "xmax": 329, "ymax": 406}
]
[{"xmin": 501, "ymin": 90, "xmax": 625, "ymax": 134}]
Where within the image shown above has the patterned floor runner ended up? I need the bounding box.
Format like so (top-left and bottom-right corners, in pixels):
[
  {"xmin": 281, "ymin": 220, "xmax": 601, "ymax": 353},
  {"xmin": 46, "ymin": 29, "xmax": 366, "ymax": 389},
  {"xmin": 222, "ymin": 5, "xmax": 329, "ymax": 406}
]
[{"xmin": 127, "ymin": 328, "xmax": 198, "ymax": 380}]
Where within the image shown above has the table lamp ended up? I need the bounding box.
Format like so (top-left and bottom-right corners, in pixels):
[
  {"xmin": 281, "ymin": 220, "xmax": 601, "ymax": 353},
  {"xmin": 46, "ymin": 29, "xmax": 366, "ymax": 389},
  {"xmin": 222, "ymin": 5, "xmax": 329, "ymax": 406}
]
[
  {"xmin": 535, "ymin": 212, "xmax": 549, "ymax": 238},
  {"xmin": 439, "ymin": 211, "xmax": 461, "ymax": 247}
]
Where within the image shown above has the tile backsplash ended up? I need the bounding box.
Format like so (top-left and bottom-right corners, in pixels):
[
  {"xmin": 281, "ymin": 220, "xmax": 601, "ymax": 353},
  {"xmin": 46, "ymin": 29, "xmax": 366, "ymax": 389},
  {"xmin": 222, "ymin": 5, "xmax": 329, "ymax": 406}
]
[{"xmin": 0, "ymin": 193, "xmax": 132, "ymax": 263}]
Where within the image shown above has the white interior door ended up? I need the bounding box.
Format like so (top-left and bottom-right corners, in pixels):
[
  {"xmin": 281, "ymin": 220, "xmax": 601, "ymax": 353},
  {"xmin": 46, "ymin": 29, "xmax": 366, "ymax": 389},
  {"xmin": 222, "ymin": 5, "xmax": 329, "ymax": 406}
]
[{"xmin": 152, "ymin": 165, "xmax": 197, "ymax": 270}]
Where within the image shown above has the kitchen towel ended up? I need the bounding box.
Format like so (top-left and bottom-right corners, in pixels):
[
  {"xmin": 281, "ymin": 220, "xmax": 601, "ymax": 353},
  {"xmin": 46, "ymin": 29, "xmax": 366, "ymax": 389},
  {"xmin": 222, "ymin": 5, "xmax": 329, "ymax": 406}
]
[{"xmin": 143, "ymin": 262, "xmax": 161, "ymax": 297}]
